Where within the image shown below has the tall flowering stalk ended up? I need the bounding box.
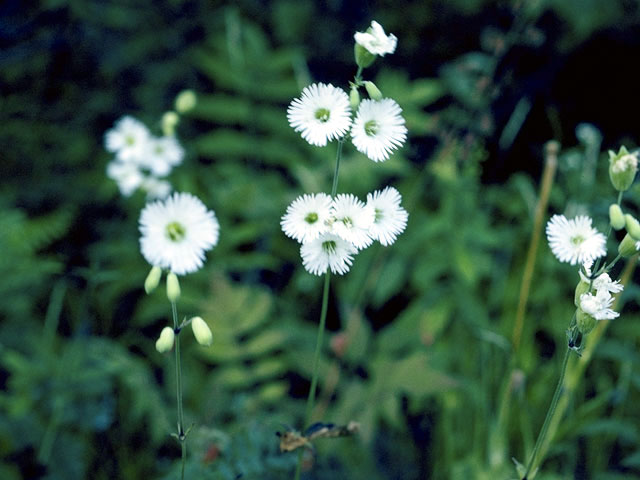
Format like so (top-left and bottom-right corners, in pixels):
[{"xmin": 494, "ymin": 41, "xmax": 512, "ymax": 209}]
[
  {"xmin": 517, "ymin": 146, "xmax": 639, "ymax": 479},
  {"xmin": 139, "ymin": 192, "xmax": 219, "ymax": 480},
  {"xmin": 282, "ymin": 20, "xmax": 409, "ymax": 479}
]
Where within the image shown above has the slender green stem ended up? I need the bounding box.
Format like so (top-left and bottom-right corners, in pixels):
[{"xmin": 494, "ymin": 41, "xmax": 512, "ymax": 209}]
[
  {"xmin": 293, "ymin": 132, "xmax": 343, "ymax": 480},
  {"xmin": 294, "ymin": 273, "xmax": 331, "ymax": 480},
  {"xmin": 331, "ymin": 141, "xmax": 343, "ymax": 197},
  {"xmin": 522, "ymin": 346, "xmax": 571, "ymax": 479},
  {"xmin": 171, "ymin": 301, "xmax": 186, "ymax": 480}
]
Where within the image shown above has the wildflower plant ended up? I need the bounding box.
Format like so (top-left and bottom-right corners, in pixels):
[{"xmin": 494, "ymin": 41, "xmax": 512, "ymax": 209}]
[
  {"xmin": 281, "ymin": 20, "xmax": 408, "ymax": 479},
  {"xmin": 515, "ymin": 145, "xmax": 639, "ymax": 479}
]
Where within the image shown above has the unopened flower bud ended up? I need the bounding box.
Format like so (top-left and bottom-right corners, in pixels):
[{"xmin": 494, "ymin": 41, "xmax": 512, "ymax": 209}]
[
  {"xmin": 155, "ymin": 326, "xmax": 175, "ymax": 353},
  {"xmin": 574, "ymin": 279, "xmax": 591, "ymax": 307},
  {"xmin": 609, "ymin": 146, "xmax": 638, "ymax": 192},
  {"xmin": 609, "ymin": 204, "xmax": 625, "ymax": 230},
  {"xmin": 354, "ymin": 43, "xmax": 376, "ymax": 69},
  {"xmin": 144, "ymin": 266, "xmax": 162, "ymax": 294},
  {"xmin": 350, "ymin": 87, "xmax": 360, "ymax": 110},
  {"xmin": 576, "ymin": 307, "xmax": 597, "ymax": 336},
  {"xmin": 175, "ymin": 90, "xmax": 197, "ymax": 114},
  {"xmin": 191, "ymin": 316, "xmax": 213, "ymax": 346},
  {"xmin": 625, "ymin": 214, "xmax": 640, "ymax": 240},
  {"xmin": 166, "ymin": 272, "xmax": 181, "ymax": 302},
  {"xmin": 162, "ymin": 111, "xmax": 180, "ymax": 137},
  {"xmin": 364, "ymin": 81, "xmax": 383, "ymax": 101},
  {"xmin": 618, "ymin": 233, "xmax": 638, "ymax": 257}
]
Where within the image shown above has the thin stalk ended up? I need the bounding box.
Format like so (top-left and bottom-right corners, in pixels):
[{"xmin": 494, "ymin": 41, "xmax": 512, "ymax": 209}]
[
  {"xmin": 293, "ymin": 137, "xmax": 343, "ymax": 480},
  {"xmin": 294, "ymin": 273, "xmax": 331, "ymax": 480},
  {"xmin": 171, "ymin": 301, "xmax": 187, "ymax": 480},
  {"xmin": 522, "ymin": 346, "xmax": 570, "ymax": 479},
  {"xmin": 512, "ymin": 140, "xmax": 559, "ymax": 352}
]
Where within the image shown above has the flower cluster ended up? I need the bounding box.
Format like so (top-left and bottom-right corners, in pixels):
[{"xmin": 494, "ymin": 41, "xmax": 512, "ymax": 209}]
[
  {"xmin": 287, "ymin": 22, "xmax": 406, "ymax": 162},
  {"xmin": 282, "ymin": 187, "xmax": 408, "ymax": 275},
  {"xmin": 104, "ymin": 116, "xmax": 184, "ymax": 199},
  {"xmin": 287, "ymin": 85, "xmax": 407, "ymax": 162}
]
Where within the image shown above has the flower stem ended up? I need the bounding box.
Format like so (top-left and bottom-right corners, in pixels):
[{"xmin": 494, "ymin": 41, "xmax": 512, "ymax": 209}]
[
  {"xmin": 171, "ymin": 301, "xmax": 187, "ymax": 480},
  {"xmin": 331, "ymin": 140, "xmax": 343, "ymax": 197},
  {"xmin": 294, "ymin": 272, "xmax": 331, "ymax": 480},
  {"xmin": 522, "ymin": 345, "xmax": 571, "ymax": 479},
  {"xmin": 293, "ymin": 134, "xmax": 343, "ymax": 480}
]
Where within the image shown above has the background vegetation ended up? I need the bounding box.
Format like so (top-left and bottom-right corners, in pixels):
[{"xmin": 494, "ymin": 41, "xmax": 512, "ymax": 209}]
[{"xmin": 2, "ymin": 0, "xmax": 640, "ymax": 478}]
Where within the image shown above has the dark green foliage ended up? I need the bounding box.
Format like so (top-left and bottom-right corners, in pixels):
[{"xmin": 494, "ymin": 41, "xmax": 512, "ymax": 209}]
[{"xmin": 2, "ymin": 1, "xmax": 640, "ymax": 479}]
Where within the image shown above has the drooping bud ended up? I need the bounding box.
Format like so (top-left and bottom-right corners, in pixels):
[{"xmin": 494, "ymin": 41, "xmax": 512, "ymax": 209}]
[
  {"xmin": 350, "ymin": 86, "xmax": 360, "ymax": 111},
  {"xmin": 175, "ymin": 90, "xmax": 197, "ymax": 114},
  {"xmin": 609, "ymin": 204, "xmax": 625, "ymax": 230},
  {"xmin": 155, "ymin": 326, "xmax": 175, "ymax": 353},
  {"xmin": 166, "ymin": 272, "xmax": 181, "ymax": 302},
  {"xmin": 191, "ymin": 316, "xmax": 213, "ymax": 346},
  {"xmin": 625, "ymin": 214, "xmax": 640, "ymax": 240},
  {"xmin": 364, "ymin": 81, "xmax": 383, "ymax": 101},
  {"xmin": 576, "ymin": 308, "xmax": 597, "ymax": 336},
  {"xmin": 618, "ymin": 233, "xmax": 638, "ymax": 257},
  {"xmin": 609, "ymin": 146, "xmax": 638, "ymax": 192},
  {"xmin": 144, "ymin": 266, "xmax": 162, "ymax": 294},
  {"xmin": 161, "ymin": 111, "xmax": 180, "ymax": 137}
]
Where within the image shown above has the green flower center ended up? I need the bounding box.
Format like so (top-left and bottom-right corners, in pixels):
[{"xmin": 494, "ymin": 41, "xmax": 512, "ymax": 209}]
[
  {"xmin": 315, "ymin": 108, "xmax": 331, "ymax": 123},
  {"xmin": 322, "ymin": 240, "xmax": 337, "ymax": 254},
  {"xmin": 341, "ymin": 217, "xmax": 353, "ymax": 229},
  {"xmin": 570, "ymin": 235, "xmax": 584, "ymax": 246},
  {"xmin": 305, "ymin": 212, "xmax": 318, "ymax": 224},
  {"xmin": 125, "ymin": 135, "xmax": 136, "ymax": 146},
  {"xmin": 374, "ymin": 208, "xmax": 383, "ymax": 222},
  {"xmin": 166, "ymin": 221, "xmax": 186, "ymax": 242},
  {"xmin": 364, "ymin": 120, "xmax": 379, "ymax": 136}
]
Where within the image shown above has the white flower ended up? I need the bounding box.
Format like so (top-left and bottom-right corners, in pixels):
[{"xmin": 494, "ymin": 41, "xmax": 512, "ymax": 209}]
[
  {"xmin": 281, "ymin": 193, "xmax": 332, "ymax": 244},
  {"xmin": 141, "ymin": 136, "xmax": 185, "ymax": 176},
  {"xmin": 104, "ymin": 116, "xmax": 151, "ymax": 162},
  {"xmin": 287, "ymin": 83, "xmax": 352, "ymax": 147},
  {"xmin": 330, "ymin": 194, "xmax": 375, "ymax": 249},
  {"xmin": 580, "ymin": 289, "xmax": 619, "ymax": 320},
  {"xmin": 107, "ymin": 160, "xmax": 144, "ymax": 197},
  {"xmin": 300, "ymin": 233, "xmax": 357, "ymax": 276},
  {"xmin": 354, "ymin": 21, "xmax": 397, "ymax": 56},
  {"xmin": 592, "ymin": 273, "xmax": 624, "ymax": 294},
  {"xmin": 351, "ymin": 98, "xmax": 407, "ymax": 162},
  {"xmin": 139, "ymin": 192, "xmax": 219, "ymax": 275},
  {"xmin": 545, "ymin": 214, "xmax": 606, "ymax": 265},
  {"xmin": 366, "ymin": 187, "xmax": 408, "ymax": 246}
]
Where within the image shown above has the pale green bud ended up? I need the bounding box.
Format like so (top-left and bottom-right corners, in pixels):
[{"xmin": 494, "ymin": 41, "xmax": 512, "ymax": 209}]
[
  {"xmin": 354, "ymin": 43, "xmax": 376, "ymax": 69},
  {"xmin": 574, "ymin": 279, "xmax": 591, "ymax": 307},
  {"xmin": 609, "ymin": 204, "xmax": 625, "ymax": 230},
  {"xmin": 191, "ymin": 316, "xmax": 213, "ymax": 346},
  {"xmin": 576, "ymin": 307, "xmax": 597, "ymax": 336},
  {"xmin": 161, "ymin": 111, "xmax": 180, "ymax": 137},
  {"xmin": 155, "ymin": 326, "xmax": 175, "ymax": 353},
  {"xmin": 618, "ymin": 233, "xmax": 638, "ymax": 257},
  {"xmin": 144, "ymin": 266, "xmax": 162, "ymax": 294},
  {"xmin": 364, "ymin": 81, "xmax": 383, "ymax": 101},
  {"xmin": 625, "ymin": 214, "xmax": 640, "ymax": 240},
  {"xmin": 350, "ymin": 87, "xmax": 360, "ymax": 111},
  {"xmin": 608, "ymin": 146, "xmax": 638, "ymax": 192},
  {"xmin": 166, "ymin": 272, "xmax": 181, "ymax": 302},
  {"xmin": 175, "ymin": 90, "xmax": 197, "ymax": 114}
]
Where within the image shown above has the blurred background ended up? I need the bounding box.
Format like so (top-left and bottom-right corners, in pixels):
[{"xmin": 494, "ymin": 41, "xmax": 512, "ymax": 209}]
[{"xmin": 2, "ymin": 0, "xmax": 640, "ymax": 478}]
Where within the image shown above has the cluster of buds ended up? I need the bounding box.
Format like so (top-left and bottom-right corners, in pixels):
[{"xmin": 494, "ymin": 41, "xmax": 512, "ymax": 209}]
[{"xmin": 144, "ymin": 267, "xmax": 214, "ymax": 352}]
